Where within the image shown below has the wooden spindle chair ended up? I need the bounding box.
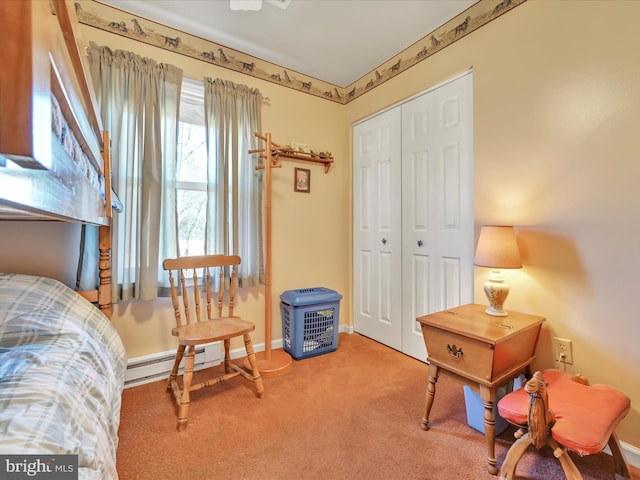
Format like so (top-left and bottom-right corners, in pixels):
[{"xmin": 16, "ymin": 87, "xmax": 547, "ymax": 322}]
[
  {"xmin": 163, "ymin": 254, "xmax": 264, "ymax": 432},
  {"xmin": 497, "ymin": 369, "xmax": 631, "ymax": 480}
]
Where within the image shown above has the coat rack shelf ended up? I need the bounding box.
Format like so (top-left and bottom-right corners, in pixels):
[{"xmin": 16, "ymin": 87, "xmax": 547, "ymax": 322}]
[{"xmin": 250, "ymin": 133, "xmax": 334, "ymax": 173}]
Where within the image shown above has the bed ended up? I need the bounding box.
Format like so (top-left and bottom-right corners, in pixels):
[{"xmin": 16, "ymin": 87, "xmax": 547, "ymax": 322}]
[
  {"xmin": 0, "ymin": 0, "xmax": 119, "ymax": 311},
  {"xmin": 0, "ymin": 273, "xmax": 126, "ymax": 479},
  {"xmin": 0, "ymin": 1, "xmax": 125, "ymax": 478}
]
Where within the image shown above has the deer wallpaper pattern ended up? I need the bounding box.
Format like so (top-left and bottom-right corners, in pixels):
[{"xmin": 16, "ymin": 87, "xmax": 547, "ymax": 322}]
[{"xmin": 75, "ymin": 0, "xmax": 524, "ymax": 104}]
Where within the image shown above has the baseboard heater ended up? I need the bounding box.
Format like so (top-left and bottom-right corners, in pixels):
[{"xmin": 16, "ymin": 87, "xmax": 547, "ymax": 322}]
[
  {"xmin": 124, "ymin": 338, "xmax": 285, "ymax": 389},
  {"xmin": 124, "ymin": 342, "xmax": 222, "ymax": 388}
]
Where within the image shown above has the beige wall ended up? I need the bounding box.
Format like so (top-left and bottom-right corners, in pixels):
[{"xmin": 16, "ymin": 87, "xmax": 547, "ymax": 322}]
[
  {"xmin": 346, "ymin": 0, "xmax": 640, "ymax": 448},
  {"xmin": 0, "ymin": 0, "xmax": 638, "ymax": 452},
  {"xmin": 0, "ymin": 222, "xmax": 85, "ymax": 286}
]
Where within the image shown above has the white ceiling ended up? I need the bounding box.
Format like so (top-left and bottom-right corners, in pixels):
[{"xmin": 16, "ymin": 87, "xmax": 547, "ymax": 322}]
[{"xmin": 97, "ymin": 0, "xmax": 477, "ymax": 87}]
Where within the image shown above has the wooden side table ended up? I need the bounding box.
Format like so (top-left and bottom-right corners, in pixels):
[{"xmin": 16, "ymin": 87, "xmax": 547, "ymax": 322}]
[{"xmin": 417, "ymin": 303, "xmax": 545, "ymax": 475}]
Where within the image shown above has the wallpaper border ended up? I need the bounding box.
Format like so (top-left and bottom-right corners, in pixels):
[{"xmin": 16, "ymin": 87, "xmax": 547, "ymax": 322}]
[{"xmin": 76, "ymin": 0, "xmax": 525, "ymax": 104}]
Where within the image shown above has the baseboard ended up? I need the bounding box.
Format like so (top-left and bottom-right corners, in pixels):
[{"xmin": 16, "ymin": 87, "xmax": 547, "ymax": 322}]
[
  {"xmin": 620, "ymin": 440, "xmax": 640, "ymax": 468},
  {"xmin": 340, "ymin": 324, "xmax": 354, "ymax": 334},
  {"xmin": 124, "ymin": 342, "xmax": 223, "ymax": 388},
  {"xmin": 124, "ymin": 338, "xmax": 284, "ymax": 388},
  {"xmin": 125, "ymin": 328, "xmax": 356, "ymax": 388},
  {"xmin": 228, "ymin": 338, "xmax": 284, "ymax": 360}
]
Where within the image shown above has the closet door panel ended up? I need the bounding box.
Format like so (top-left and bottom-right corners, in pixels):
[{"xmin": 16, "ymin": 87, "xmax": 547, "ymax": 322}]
[
  {"xmin": 411, "ymin": 254, "xmax": 430, "ymax": 335},
  {"xmin": 378, "ymin": 158, "xmax": 394, "ymax": 232},
  {"xmin": 353, "ymin": 106, "xmax": 402, "ymax": 350},
  {"xmin": 379, "ymin": 251, "xmax": 394, "ymax": 325},
  {"xmin": 402, "ymin": 145, "xmax": 433, "ymax": 359},
  {"xmin": 401, "ymin": 72, "xmax": 474, "ymax": 361},
  {"xmin": 355, "ymin": 134, "xmax": 374, "ymax": 326},
  {"xmin": 442, "ymin": 143, "xmax": 461, "ymax": 227},
  {"xmin": 441, "ymin": 256, "xmax": 462, "ymax": 307},
  {"xmin": 411, "ymin": 150, "xmax": 430, "ymax": 231},
  {"xmin": 355, "ymin": 135, "xmax": 373, "ymax": 324},
  {"xmin": 357, "ymin": 250, "xmax": 372, "ymax": 319},
  {"xmin": 401, "ymin": 91, "xmax": 436, "ymax": 360},
  {"xmin": 433, "ymin": 74, "xmax": 474, "ymax": 308}
]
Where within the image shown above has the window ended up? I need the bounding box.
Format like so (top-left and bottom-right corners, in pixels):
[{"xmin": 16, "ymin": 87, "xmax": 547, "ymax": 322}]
[
  {"xmin": 172, "ymin": 77, "xmax": 262, "ymax": 286},
  {"xmin": 176, "ymin": 79, "xmax": 207, "ymax": 257}
]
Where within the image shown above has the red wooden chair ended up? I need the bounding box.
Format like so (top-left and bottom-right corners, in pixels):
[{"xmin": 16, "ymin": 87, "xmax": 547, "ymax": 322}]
[{"xmin": 497, "ymin": 369, "xmax": 631, "ymax": 480}]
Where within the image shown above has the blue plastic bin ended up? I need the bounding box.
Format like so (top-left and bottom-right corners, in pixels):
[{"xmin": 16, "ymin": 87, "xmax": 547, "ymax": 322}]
[
  {"xmin": 463, "ymin": 375, "xmax": 523, "ymax": 435},
  {"xmin": 280, "ymin": 287, "xmax": 342, "ymax": 360}
]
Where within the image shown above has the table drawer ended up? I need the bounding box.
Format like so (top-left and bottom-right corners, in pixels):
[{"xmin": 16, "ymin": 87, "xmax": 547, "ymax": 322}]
[{"xmin": 421, "ymin": 325, "xmax": 494, "ymax": 382}]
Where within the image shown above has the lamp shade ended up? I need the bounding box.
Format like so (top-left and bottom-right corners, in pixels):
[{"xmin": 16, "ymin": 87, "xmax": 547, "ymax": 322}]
[{"xmin": 474, "ymin": 226, "xmax": 522, "ymax": 269}]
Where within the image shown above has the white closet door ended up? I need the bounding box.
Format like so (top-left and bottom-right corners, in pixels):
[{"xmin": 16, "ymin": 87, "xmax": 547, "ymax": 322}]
[
  {"xmin": 353, "ymin": 106, "xmax": 402, "ymax": 350},
  {"xmin": 400, "ymin": 73, "xmax": 474, "ymax": 361}
]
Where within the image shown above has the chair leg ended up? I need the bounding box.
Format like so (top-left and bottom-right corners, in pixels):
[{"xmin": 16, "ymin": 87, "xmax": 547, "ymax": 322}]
[
  {"xmin": 223, "ymin": 339, "xmax": 231, "ymax": 374},
  {"xmin": 499, "ymin": 433, "xmax": 533, "ymax": 480},
  {"xmin": 177, "ymin": 345, "xmax": 195, "ymax": 432},
  {"xmin": 549, "ymin": 438, "xmax": 583, "ymax": 480},
  {"xmin": 607, "ymin": 432, "xmax": 631, "ymax": 479},
  {"xmin": 243, "ymin": 334, "xmax": 264, "ymax": 398},
  {"xmin": 167, "ymin": 344, "xmax": 186, "ymax": 392}
]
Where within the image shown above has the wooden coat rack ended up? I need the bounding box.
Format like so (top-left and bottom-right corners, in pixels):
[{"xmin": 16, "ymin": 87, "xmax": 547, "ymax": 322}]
[{"xmin": 248, "ymin": 132, "xmax": 333, "ymax": 377}]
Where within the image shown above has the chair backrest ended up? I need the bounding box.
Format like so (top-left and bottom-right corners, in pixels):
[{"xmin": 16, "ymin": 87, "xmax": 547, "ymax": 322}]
[{"xmin": 163, "ymin": 254, "xmax": 241, "ymax": 328}]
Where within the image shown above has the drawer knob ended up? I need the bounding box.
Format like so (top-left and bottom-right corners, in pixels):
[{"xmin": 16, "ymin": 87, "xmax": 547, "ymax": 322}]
[{"xmin": 446, "ymin": 344, "xmax": 463, "ymax": 359}]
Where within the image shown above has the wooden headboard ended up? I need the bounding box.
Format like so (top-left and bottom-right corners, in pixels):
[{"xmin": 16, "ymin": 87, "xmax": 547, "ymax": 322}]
[{"xmin": 0, "ymin": 0, "xmax": 117, "ymax": 318}]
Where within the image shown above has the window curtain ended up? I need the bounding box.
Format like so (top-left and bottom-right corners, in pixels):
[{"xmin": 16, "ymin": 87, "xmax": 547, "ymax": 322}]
[
  {"xmin": 203, "ymin": 78, "xmax": 263, "ymax": 286},
  {"xmin": 87, "ymin": 42, "xmax": 183, "ymax": 301}
]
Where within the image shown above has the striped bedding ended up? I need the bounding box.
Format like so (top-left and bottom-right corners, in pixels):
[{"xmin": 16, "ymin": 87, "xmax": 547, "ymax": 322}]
[{"xmin": 0, "ymin": 273, "xmax": 126, "ymax": 479}]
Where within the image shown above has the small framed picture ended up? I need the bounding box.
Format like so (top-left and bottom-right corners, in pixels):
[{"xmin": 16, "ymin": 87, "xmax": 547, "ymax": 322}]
[{"xmin": 294, "ymin": 167, "xmax": 311, "ymax": 193}]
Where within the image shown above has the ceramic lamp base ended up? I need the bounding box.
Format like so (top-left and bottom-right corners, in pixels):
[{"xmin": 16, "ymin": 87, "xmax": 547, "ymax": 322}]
[{"xmin": 484, "ymin": 270, "xmax": 510, "ymax": 316}]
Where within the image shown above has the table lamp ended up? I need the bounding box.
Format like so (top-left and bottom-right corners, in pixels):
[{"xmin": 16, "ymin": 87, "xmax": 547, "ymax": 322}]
[{"xmin": 474, "ymin": 226, "xmax": 522, "ymax": 316}]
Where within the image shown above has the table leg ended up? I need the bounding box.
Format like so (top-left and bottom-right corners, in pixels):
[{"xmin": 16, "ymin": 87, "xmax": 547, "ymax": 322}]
[
  {"xmin": 421, "ymin": 363, "xmax": 439, "ymax": 431},
  {"xmin": 480, "ymin": 385, "xmax": 498, "ymax": 475}
]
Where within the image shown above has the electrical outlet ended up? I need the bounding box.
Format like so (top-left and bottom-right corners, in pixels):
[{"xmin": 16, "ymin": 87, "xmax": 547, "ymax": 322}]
[{"xmin": 553, "ymin": 337, "xmax": 573, "ymax": 364}]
